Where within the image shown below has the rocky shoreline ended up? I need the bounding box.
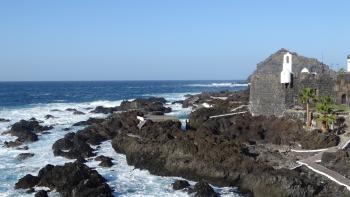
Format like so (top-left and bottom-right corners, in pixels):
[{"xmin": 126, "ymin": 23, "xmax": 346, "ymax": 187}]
[{"xmin": 5, "ymin": 91, "xmax": 350, "ymax": 196}]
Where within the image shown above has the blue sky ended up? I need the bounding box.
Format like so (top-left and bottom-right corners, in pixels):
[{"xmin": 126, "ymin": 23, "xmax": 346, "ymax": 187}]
[{"xmin": 0, "ymin": 1, "xmax": 349, "ymax": 81}]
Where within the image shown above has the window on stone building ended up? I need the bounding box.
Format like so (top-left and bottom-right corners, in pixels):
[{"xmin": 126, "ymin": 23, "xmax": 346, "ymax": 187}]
[{"xmin": 286, "ymin": 56, "xmax": 289, "ymax": 63}]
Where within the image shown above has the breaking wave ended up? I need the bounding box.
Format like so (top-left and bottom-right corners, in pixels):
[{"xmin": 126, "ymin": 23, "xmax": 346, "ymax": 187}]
[{"xmin": 186, "ymin": 82, "xmax": 248, "ymax": 88}]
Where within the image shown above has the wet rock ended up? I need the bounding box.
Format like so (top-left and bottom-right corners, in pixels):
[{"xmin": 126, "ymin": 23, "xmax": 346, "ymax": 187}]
[
  {"xmin": 76, "ymin": 157, "xmax": 87, "ymax": 163},
  {"xmin": 172, "ymin": 180, "xmax": 190, "ymax": 190},
  {"xmin": 0, "ymin": 118, "xmax": 10, "ymax": 122},
  {"xmin": 15, "ymin": 174, "xmax": 40, "ymax": 189},
  {"xmin": 52, "ymin": 132, "xmax": 95, "ymax": 159},
  {"xmin": 16, "ymin": 153, "xmax": 34, "ymax": 161},
  {"xmin": 73, "ymin": 111, "xmax": 142, "ymax": 146},
  {"xmin": 63, "ymin": 128, "xmax": 70, "ymax": 131},
  {"xmin": 119, "ymin": 97, "xmax": 171, "ymax": 113},
  {"xmin": 66, "ymin": 108, "xmax": 78, "ymax": 112},
  {"xmin": 44, "ymin": 114, "xmax": 56, "ymax": 119},
  {"xmin": 91, "ymin": 106, "xmax": 119, "ymax": 114},
  {"xmin": 95, "ymin": 155, "xmax": 113, "ymax": 167},
  {"xmin": 66, "ymin": 108, "xmax": 85, "ymax": 115},
  {"xmin": 190, "ymin": 182, "xmax": 218, "ymax": 197},
  {"xmin": 26, "ymin": 188, "xmax": 35, "ymax": 193},
  {"xmin": 9, "ymin": 119, "xmax": 53, "ymax": 142},
  {"xmin": 73, "ymin": 111, "xmax": 85, "ymax": 115},
  {"xmin": 34, "ymin": 190, "xmax": 48, "ymax": 197},
  {"xmin": 4, "ymin": 140, "xmax": 23, "ymax": 148},
  {"xmin": 16, "ymin": 162, "xmax": 113, "ymax": 197},
  {"xmin": 50, "ymin": 109, "xmax": 62, "ymax": 112},
  {"xmin": 16, "ymin": 145, "xmax": 29, "ymax": 150},
  {"xmin": 73, "ymin": 118, "xmax": 104, "ymax": 127},
  {"xmin": 181, "ymin": 89, "xmax": 249, "ymax": 108}
]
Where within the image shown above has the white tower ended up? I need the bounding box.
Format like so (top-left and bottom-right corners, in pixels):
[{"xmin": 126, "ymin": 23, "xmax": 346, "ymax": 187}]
[
  {"xmin": 280, "ymin": 52, "xmax": 293, "ymax": 84},
  {"xmin": 347, "ymin": 55, "xmax": 350, "ymax": 72}
]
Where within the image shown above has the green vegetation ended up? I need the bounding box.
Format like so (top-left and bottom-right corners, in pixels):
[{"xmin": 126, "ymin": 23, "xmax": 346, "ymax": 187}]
[
  {"xmin": 339, "ymin": 68, "xmax": 346, "ymax": 73},
  {"xmin": 299, "ymin": 88, "xmax": 316, "ymax": 127},
  {"xmin": 315, "ymin": 96, "xmax": 336, "ymax": 133}
]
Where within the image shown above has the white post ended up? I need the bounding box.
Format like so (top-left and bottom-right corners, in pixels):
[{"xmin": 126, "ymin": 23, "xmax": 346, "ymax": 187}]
[
  {"xmin": 280, "ymin": 52, "xmax": 293, "ymax": 84},
  {"xmin": 347, "ymin": 55, "xmax": 350, "ymax": 72}
]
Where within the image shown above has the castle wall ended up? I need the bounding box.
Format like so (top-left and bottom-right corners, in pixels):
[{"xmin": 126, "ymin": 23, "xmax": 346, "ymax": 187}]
[
  {"xmin": 250, "ymin": 72, "xmax": 336, "ymax": 117},
  {"xmin": 334, "ymin": 73, "xmax": 350, "ymax": 104},
  {"xmin": 249, "ymin": 73, "xmax": 287, "ymax": 117}
]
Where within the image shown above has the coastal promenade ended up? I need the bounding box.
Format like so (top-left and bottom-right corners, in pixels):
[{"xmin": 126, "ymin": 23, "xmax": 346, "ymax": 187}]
[{"xmin": 295, "ymin": 116, "xmax": 350, "ymax": 190}]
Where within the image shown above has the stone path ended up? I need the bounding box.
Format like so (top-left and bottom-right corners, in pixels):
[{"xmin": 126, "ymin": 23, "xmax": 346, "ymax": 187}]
[{"xmin": 296, "ymin": 115, "xmax": 350, "ymax": 190}]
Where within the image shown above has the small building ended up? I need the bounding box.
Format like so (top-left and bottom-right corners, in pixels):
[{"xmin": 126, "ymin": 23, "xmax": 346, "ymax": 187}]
[{"xmin": 249, "ymin": 49, "xmax": 348, "ymax": 117}]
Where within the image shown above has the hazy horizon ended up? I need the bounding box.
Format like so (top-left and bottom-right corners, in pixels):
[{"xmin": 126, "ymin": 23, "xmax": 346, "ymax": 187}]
[{"xmin": 1, "ymin": 1, "xmax": 350, "ymax": 81}]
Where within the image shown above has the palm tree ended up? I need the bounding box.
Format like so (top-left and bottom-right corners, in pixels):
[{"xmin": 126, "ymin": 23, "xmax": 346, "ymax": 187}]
[
  {"xmin": 339, "ymin": 68, "xmax": 346, "ymax": 73},
  {"xmin": 299, "ymin": 88, "xmax": 316, "ymax": 127},
  {"xmin": 315, "ymin": 96, "xmax": 336, "ymax": 132}
]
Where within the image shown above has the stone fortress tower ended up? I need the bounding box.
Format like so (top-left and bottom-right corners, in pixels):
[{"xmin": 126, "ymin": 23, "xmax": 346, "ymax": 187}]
[{"xmin": 249, "ymin": 49, "xmax": 350, "ymax": 117}]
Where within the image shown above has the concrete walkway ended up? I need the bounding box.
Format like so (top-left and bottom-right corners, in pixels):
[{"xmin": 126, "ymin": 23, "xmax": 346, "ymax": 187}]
[{"xmin": 296, "ymin": 115, "xmax": 350, "ymax": 190}]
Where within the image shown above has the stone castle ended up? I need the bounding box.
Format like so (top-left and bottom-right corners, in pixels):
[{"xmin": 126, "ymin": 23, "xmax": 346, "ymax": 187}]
[{"xmin": 249, "ymin": 49, "xmax": 350, "ymax": 117}]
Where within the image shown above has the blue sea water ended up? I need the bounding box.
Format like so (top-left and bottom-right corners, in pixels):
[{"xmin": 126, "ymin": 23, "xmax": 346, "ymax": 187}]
[{"xmin": 0, "ymin": 80, "xmax": 247, "ymax": 197}]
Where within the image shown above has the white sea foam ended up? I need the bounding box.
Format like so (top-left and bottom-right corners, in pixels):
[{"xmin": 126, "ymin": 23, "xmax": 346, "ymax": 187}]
[
  {"xmin": 142, "ymin": 92, "xmax": 199, "ymax": 102},
  {"xmin": 186, "ymin": 83, "xmax": 248, "ymax": 88},
  {"xmin": 0, "ymin": 96, "xmax": 241, "ymax": 197}
]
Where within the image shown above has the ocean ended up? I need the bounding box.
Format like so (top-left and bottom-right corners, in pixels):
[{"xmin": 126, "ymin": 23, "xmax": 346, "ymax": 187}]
[{"xmin": 0, "ymin": 80, "xmax": 247, "ymax": 197}]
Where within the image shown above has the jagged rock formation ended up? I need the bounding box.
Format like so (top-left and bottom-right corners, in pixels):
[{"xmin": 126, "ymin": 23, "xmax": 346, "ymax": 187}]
[
  {"xmin": 249, "ymin": 48, "xmax": 335, "ymax": 80},
  {"xmin": 15, "ymin": 161, "xmax": 113, "ymax": 197}
]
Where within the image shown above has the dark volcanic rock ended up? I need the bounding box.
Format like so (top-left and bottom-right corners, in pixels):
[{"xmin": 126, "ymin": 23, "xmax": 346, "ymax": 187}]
[
  {"xmin": 65, "ymin": 108, "xmax": 77, "ymax": 112},
  {"xmin": 4, "ymin": 140, "xmax": 23, "ymax": 148},
  {"xmin": 190, "ymin": 182, "xmax": 218, "ymax": 197},
  {"xmin": 75, "ymin": 111, "xmax": 142, "ymax": 145},
  {"xmin": 91, "ymin": 106, "xmax": 119, "ymax": 114},
  {"xmin": 181, "ymin": 89, "xmax": 249, "ymax": 108},
  {"xmin": 300, "ymin": 130, "xmax": 339, "ymax": 149},
  {"xmin": 119, "ymin": 97, "xmax": 171, "ymax": 113},
  {"xmin": 50, "ymin": 109, "xmax": 62, "ymax": 112},
  {"xmin": 52, "ymin": 111, "xmax": 142, "ymax": 160},
  {"xmin": 172, "ymin": 180, "xmax": 190, "ymax": 190},
  {"xmin": 9, "ymin": 119, "xmax": 53, "ymax": 142},
  {"xmin": 110, "ymin": 110, "xmax": 349, "ymax": 197},
  {"xmin": 95, "ymin": 155, "xmax": 113, "ymax": 167},
  {"xmin": 15, "ymin": 174, "xmax": 40, "ymax": 189},
  {"xmin": 0, "ymin": 118, "xmax": 10, "ymax": 122},
  {"xmin": 66, "ymin": 108, "xmax": 85, "ymax": 115},
  {"xmin": 73, "ymin": 118, "xmax": 105, "ymax": 127},
  {"xmin": 73, "ymin": 111, "xmax": 85, "ymax": 115},
  {"xmin": 321, "ymin": 149, "xmax": 350, "ymax": 179},
  {"xmin": 52, "ymin": 132, "xmax": 95, "ymax": 159},
  {"xmin": 188, "ymin": 109, "xmax": 337, "ymax": 149},
  {"xmin": 16, "ymin": 153, "xmax": 35, "ymax": 161},
  {"xmin": 44, "ymin": 114, "xmax": 56, "ymax": 119},
  {"xmin": 34, "ymin": 190, "xmax": 48, "ymax": 197},
  {"xmin": 16, "ymin": 162, "xmax": 113, "ymax": 197}
]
